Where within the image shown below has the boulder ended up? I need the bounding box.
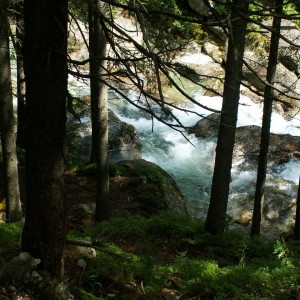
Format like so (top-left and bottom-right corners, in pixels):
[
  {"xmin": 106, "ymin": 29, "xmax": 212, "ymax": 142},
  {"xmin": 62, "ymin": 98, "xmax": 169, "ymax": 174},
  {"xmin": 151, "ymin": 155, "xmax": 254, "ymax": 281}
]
[
  {"xmin": 187, "ymin": 0, "xmax": 211, "ymax": 17},
  {"xmin": 175, "ymin": 41, "xmax": 225, "ymax": 95},
  {"xmin": 265, "ymin": 20, "xmax": 300, "ymax": 77},
  {"xmin": 112, "ymin": 159, "xmax": 187, "ymax": 216},
  {"xmin": 69, "ymin": 159, "xmax": 187, "ymax": 220},
  {"xmin": 108, "ymin": 110, "xmax": 142, "ymax": 161},
  {"xmin": 202, "ymin": 42, "xmax": 223, "ymax": 63},
  {"xmin": 188, "ymin": 113, "xmax": 220, "ymax": 138},
  {"xmin": 234, "ymin": 125, "xmax": 300, "ymax": 169},
  {"xmin": 189, "ymin": 115, "xmax": 300, "ymax": 169},
  {"xmin": 228, "ymin": 178, "xmax": 298, "ymax": 238},
  {"xmin": 243, "ymin": 20, "xmax": 300, "ymax": 111},
  {"xmin": 67, "ymin": 110, "xmax": 142, "ymax": 162},
  {"xmin": 0, "ymin": 252, "xmax": 40, "ymax": 286}
]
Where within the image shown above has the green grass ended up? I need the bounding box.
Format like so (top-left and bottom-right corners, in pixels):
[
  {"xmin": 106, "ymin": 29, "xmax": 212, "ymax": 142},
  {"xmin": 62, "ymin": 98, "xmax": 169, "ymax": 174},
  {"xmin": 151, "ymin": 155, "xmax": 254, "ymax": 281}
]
[
  {"xmin": 1, "ymin": 213, "xmax": 299, "ymax": 299},
  {"xmin": 0, "ymin": 221, "xmax": 23, "ymax": 250},
  {"xmin": 66, "ymin": 213, "xmax": 300, "ymax": 299}
]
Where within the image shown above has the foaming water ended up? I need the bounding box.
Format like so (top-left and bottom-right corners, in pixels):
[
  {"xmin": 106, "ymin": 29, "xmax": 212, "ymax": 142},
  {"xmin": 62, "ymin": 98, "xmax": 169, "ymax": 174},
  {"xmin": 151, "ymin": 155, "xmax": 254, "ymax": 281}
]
[
  {"xmin": 176, "ymin": 53, "xmax": 214, "ymax": 65},
  {"xmin": 112, "ymin": 91, "xmax": 300, "ymax": 217},
  {"xmin": 275, "ymin": 160, "xmax": 300, "ymax": 184}
]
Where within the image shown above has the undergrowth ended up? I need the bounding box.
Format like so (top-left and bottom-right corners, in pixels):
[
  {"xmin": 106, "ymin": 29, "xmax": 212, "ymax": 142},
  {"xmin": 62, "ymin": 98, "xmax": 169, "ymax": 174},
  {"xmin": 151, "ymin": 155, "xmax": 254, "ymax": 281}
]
[
  {"xmin": 1, "ymin": 214, "xmax": 300, "ymax": 299},
  {"xmin": 67, "ymin": 212, "xmax": 300, "ymax": 299}
]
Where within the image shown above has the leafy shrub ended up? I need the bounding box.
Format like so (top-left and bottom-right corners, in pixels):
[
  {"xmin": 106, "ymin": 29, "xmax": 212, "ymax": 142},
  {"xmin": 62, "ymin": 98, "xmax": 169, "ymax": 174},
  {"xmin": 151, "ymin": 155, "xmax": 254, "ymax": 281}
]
[{"xmin": 0, "ymin": 222, "xmax": 23, "ymax": 249}]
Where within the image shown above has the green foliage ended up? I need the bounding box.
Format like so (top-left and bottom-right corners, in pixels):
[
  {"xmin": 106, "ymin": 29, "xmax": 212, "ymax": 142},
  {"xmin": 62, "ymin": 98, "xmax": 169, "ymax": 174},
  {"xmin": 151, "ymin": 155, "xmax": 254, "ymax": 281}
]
[
  {"xmin": 246, "ymin": 25, "xmax": 270, "ymax": 54},
  {"xmin": 65, "ymin": 148, "xmax": 85, "ymax": 171},
  {"xmin": 214, "ymin": 1, "xmax": 229, "ymax": 16},
  {"xmin": 127, "ymin": 0, "xmax": 204, "ymax": 52},
  {"xmin": 145, "ymin": 212, "xmax": 204, "ymax": 245},
  {"xmin": 0, "ymin": 222, "xmax": 23, "ymax": 249},
  {"xmin": 69, "ymin": 0, "xmax": 88, "ymax": 23},
  {"xmin": 174, "ymin": 258, "xmax": 220, "ymax": 295},
  {"xmin": 81, "ymin": 212, "xmax": 203, "ymax": 246},
  {"xmin": 109, "ymin": 162, "xmax": 124, "ymax": 177},
  {"xmin": 85, "ymin": 215, "xmax": 149, "ymax": 241},
  {"xmin": 283, "ymin": 2, "xmax": 300, "ymax": 28},
  {"xmin": 273, "ymin": 238, "xmax": 294, "ymax": 267},
  {"xmin": 173, "ymin": 257, "xmax": 299, "ymax": 299},
  {"xmin": 73, "ymin": 288, "xmax": 106, "ymax": 300},
  {"xmin": 83, "ymin": 243, "xmax": 150, "ymax": 286},
  {"xmin": 40, "ymin": 214, "xmax": 300, "ymax": 298}
]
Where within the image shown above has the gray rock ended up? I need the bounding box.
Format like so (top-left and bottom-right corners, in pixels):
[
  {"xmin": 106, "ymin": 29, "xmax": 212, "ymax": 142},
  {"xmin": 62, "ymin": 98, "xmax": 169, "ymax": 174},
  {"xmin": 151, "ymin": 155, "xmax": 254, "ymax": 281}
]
[
  {"xmin": 67, "ymin": 110, "xmax": 142, "ymax": 162},
  {"xmin": 243, "ymin": 20, "xmax": 300, "ymax": 110},
  {"xmin": 0, "ymin": 252, "xmax": 40, "ymax": 285},
  {"xmin": 75, "ymin": 246, "xmax": 97, "ymax": 259},
  {"xmin": 233, "ymin": 125, "xmax": 300, "ymax": 169},
  {"xmin": 279, "ymin": 55, "xmax": 300, "ymax": 76},
  {"xmin": 202, "ymin": 42, "xmax": 223, "ymax": 63},
  {"xmin": 265, "ymin": 20, "xmax": 300, "ymax": 77},
  {"xmin": 108, "ymin": 110, "xmax": 142, "ymax": 161},
  {"xmin": 228, "ymin": 178, "xmax": 298, "ymax": 238},
  {"xmin": 188, "ymin": 113, "xmax": 220, "ymax": 138},
  {"xmin": 187, "ymin": 0, "xmax": 211, "ymax": 17},
  {"xmin": 190, "ymin": 116, "xmax": 300, "ymax": 170}
]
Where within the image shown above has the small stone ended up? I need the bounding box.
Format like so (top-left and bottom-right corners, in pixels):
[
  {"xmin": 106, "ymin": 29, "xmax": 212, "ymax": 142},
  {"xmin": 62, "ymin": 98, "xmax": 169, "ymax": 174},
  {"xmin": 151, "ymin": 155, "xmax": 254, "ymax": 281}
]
[
  {"xmin": 75, "ymin": 246, "xmax": 97, "ymax": 259},
  {"xmin": 77, "ymin": 259, "xmax": 87, "ymax": 269}
]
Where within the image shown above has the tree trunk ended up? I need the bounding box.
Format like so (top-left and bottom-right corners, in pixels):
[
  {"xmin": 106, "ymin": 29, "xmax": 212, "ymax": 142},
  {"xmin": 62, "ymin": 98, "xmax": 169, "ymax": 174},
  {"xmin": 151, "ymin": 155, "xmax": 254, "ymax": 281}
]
[
  {"xmin": 89, "ymin": 0, "xmax": 110, "ymax": 221},
  {"xmin": 0, "ymin": 3, "xmax": 22, "ymax": 221},
  {"xmin": 15, "ymin": 2, "xmax": 26, "ymax": 149},
  {"xmin": 205, "ymin": 0, "xmax": 249, "ymax": 234},
  {"xmin": 251, "ymin": 0, "xmax": 283, "ymax": 237},
  {"xmin": 21, "ymin": 0, "xmax": 68, "ymax": 279},
  {"xmin": 295, "ymin": 176, "xmax": 300, "ymax": 239}
]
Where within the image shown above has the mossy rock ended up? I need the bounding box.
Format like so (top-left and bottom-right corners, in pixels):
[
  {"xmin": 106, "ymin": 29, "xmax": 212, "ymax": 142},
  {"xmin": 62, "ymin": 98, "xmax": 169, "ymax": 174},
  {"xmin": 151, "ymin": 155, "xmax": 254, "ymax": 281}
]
[{"xmin": 111, "ymin": 159, "xmax": 187, "ymax": 216}]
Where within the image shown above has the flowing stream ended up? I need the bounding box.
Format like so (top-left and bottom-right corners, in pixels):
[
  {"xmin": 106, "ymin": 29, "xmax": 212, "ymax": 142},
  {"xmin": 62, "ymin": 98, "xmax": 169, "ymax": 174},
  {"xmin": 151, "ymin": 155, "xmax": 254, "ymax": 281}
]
[
  {"xmin": 9, "ymin": 42, "xmax": 299, "ymax": 221},
  {"xmin": 107, "ymin": 89, "xmax": 300, "ymax": 218},
  {"xmin": 69, "ymin": 70, "xmax": 300, "ymax": 219}
]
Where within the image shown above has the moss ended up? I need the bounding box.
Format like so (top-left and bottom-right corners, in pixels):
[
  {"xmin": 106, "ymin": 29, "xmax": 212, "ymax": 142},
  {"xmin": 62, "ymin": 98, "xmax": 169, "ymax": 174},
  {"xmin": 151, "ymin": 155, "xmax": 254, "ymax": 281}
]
[
  {"xmin": 0, "ymin": 222, "xmax": 23, "ymax": 249},
  {"xmin": 109, "ymin": 162, "xmax": 125, "ymax": 177},
  {"xmin": 73, "ymin": 288, "xmax": 106, "ymax": 300},
  {"xmin": 246, "ymin": 26, "xmax": 270, "ymax": 55}
]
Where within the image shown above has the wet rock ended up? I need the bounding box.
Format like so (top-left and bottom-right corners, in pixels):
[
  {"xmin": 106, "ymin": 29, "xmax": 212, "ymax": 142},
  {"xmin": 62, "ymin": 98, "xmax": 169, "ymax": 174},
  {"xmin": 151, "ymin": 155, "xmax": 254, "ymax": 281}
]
[
  {"xmin": 189, "ymin": 115, "xmax": 300, "ymax": 170},
  {"xmin": 228, "ymin": 178, "xmax": 298, "ymax": 238},
  {"xmin": 187, "ymin": 113, "xmax": 220, "ymax": 138},
  {"xmin": 67, "ymin": 110, "xmax": 142, "ymax": 162},
  {"xmin": 108, "ymin": 110, "xmax": 142, "ymax": 161},
  {"xmin": 233, "ymin": 125, "xmax": 300, "ymax": 169}
]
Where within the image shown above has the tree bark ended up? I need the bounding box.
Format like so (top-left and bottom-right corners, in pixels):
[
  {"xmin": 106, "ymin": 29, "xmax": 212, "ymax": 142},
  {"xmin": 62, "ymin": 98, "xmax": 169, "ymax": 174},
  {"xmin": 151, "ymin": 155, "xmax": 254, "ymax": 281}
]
[
  {"xmin": 89, "ymin": 0, "xmax": 110, "ymax": 221},
  {"xmin": 21, "ymin": 0, "xmax": 68, "ymax": 279},
  {"xmin": 205, "ymin": 0, "xmax": 249, "ymax": 234},
  {"xmin": 0, "ymin": 3, "xmax": 22, "ymax": 221},
  {"xmin": 15, "ymin": 1, "xmax": 27, "ymax": 149},
  {"xmin": 251, "ymin": 0, "xmax": 283, "ymax": 237}
]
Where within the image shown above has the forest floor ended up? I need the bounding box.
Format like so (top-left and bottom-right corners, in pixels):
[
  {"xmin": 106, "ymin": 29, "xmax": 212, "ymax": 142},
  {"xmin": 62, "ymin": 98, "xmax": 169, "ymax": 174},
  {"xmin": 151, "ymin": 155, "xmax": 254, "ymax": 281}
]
[
  {"xmin": 1, "ymin": 166, "xmax": 300, "ymax": 300},
  {"xmin": 0, "ymin": 166, "xmax": 182, "ymax": 299},
  {"xmin": 0, "ymin": 164, "xmax": 155, "ymax": 223}
]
